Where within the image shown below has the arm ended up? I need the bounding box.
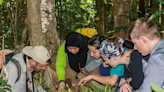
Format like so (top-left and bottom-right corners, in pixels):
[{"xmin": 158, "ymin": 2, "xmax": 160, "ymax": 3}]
[
  {"xmin": 55, "ymin": 44, "xmax": 67, "ymax": 82},
  {"xmin": 139, "ymin": 55, "xmax": 164, "ymax": 92},
  {"xmin": 78, "ymin": 74, "xmax": 119, "ymax": 86},
  {"xmin": 124, "ymin": 65, "xmax": 131, "ymax": 79},
  {"xmin": 84, "ymin": 51, "xmax": 102, "ymax": 72},
  {"xmin": 79, "ymin": 65, "xmax": 124, "ymax": 86},
  {"xmin": 130, "ymin": 51, "xmax": 144, "ymax": 90}
]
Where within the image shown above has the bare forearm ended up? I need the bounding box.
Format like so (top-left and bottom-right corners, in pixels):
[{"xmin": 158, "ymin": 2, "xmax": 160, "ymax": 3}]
[{"xmin": 91, "ymin": 75, "xmax": 118, "ymax": 86}]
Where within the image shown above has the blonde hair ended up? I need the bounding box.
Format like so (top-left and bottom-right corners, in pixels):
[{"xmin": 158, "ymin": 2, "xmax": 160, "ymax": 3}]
[{"xmin": 130, "ymin": 17, "xmax": 160, "ymax": 40}]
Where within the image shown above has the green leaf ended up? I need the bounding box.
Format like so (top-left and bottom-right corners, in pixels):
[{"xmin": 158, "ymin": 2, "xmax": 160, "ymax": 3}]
[
  {"xmin": 151, "ymin": 82, "xmax": 164, "ymax": 92},
  {"xmin": 148, "ymin": 11, "xmax": 162, "ymax": 22},
  {"xmin": 108, "ymin": 30, "xmax": 115, "ymax": 33},
  {"xmin": 0, "ymin": 0, "xmax": 3, "ymax": 5},
  {"xmin": 34, "ymin": 73, "xmax": 38, "ymax": 78},
  {"xmin": 0, "ymin": 79, "xmax": 6, "ymax": 84},
  {"xmin": 42, "ymin": 10, "xmax": 50, "ymax": 14},
  {"xmin": 158, "ymin": 0, "xmax": 164, "ymax": 5},
  {"xmin": 0, "ymin": 84, "xmax": 11, "ymax": 88},
  {"xmin": 0, "ymin": 89, "xmax": 6, "ymax": 92}
]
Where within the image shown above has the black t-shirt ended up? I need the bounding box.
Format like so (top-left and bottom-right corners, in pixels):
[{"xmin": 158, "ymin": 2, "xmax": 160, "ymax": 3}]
[{"xmin": 124, "ymin": 50, "xmax": 149, "ymax": 90}]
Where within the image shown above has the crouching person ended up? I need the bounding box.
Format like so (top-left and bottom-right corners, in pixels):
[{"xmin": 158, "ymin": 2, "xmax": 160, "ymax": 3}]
[
  {"xmin": 5, "ymin": 46, "xmax": 51, "ymax": 92},
  {"xmin": 56, "ymin": 32, "xmax": 102, "ymax": 91}
]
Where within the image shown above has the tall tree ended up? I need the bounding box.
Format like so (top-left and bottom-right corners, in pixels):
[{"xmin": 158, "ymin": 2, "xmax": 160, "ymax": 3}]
[
  {"xmin": 162, "ymin": 4, "xmax": 164, "ymax": 39},
  {"xmin": 98, "ymin": 0, "xmax": 104, "ymax": 35},
  {"xmin": 27, "ymin": 0, "xmax": 60, "ymax": 91},
  {"xmin": 113, "ymin": 0, "xmax": 130, "ymax": 38},
  {"xmin": 138, "ymin": 0, "xmax": 145, "ymax": 17}
]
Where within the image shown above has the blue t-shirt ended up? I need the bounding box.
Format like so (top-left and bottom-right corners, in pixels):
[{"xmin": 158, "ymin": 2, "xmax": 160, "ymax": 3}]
[{"xmin": 99, "ymin": 64, "xmax": 124, "ymax": 77}]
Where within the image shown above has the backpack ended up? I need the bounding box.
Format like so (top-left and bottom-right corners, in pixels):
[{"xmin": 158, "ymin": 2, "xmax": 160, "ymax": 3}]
[
  {"xmin": 0, "ymin": 50, "xmax": 21, "ymax": 83},
  {"xmin": 124, "ymin": 37, "xmax": 134, "ymax": 50},
  {"xmin": 75, "ymin": 28, "xmax": 98, "ymax": 38}
]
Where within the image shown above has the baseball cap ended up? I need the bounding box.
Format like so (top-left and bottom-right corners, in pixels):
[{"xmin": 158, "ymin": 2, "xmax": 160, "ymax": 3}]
[{"xmin": 22, "ymin": 46, "xmax": 51, "ymax": 64}]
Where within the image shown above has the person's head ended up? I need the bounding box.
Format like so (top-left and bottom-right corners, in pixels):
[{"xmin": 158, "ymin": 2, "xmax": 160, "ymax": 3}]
[
  {"xmin": 88, "ymin": 35, "xmax": 104, "ymax": 59},
  {"xmin": 65, "ymin": 32, "xmax": 85, "ymax": 55},
  {"xmin": 22, "ymin": 46, "xmax": 51, "ymax": 72},
  {"xmin": 99, "ymin": 36, "xmax": 125, "ymax": 68},
  {"xmin": 65, "ymin": 32, "xmax": 88, "ymax": 73},
  {"xmin": 130, "ymin": 17, "xmax": 161, "ymax": 55}
]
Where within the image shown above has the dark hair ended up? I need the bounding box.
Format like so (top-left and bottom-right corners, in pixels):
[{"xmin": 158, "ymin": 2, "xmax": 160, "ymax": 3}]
[
  {"xmin": 88, "ymin": 35, "xmax": 105, "ymax": 49},
  {"xmin": 26, "ymin": 55, "xmax": 33, "ymax": 60},
  {"xmin": 106, "ymin": 34, "xmax": 122, "ymax": 53}
]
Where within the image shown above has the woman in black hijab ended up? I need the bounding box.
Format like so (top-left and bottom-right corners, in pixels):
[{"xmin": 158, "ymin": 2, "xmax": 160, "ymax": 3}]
[
  {"xmin": 56, "ymin": 31, "xmax": 102, "ymax": 91},
  {"xmin": 65, "ymin": 32, "xmax": 88, "ymax": 73}
]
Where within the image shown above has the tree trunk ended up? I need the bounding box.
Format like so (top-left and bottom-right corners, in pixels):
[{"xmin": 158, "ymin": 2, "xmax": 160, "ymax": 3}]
[
  {"xmin": 27, "ymin": 0, "xmax": 45, "ymax": 46},
  {"xmin": 138, "ymin": 0, "xmax": 145, "ymax": 17},
  {"xmin": 95, "ymin": 0, "xmax": 99, "ymax": 30},
  {"xmin": 113, "ymin": 0, "xmax": 130, "ymax": 38},
  {"xmin": 27, "ymin": 0, "xmax": 60, "ymax": 91},
  {"xmin": 98, "ymin": 0, "xmax": 104, "ymax": 35},
  {"xmin": 150, "ymin": 0, "xmax": 156, "ymax": 13},
  {"xmin": 162, "ymin": 4, "xmax": 164, "ymax": 39}
]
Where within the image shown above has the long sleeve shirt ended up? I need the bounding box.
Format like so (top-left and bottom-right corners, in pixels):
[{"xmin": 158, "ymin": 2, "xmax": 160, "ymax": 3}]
[{"xmin": 139, "ymin": 40, "xmax": 164, "ymax": 92}]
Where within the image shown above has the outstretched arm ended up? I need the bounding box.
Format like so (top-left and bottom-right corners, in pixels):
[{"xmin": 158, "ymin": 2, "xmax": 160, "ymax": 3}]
[{"xmin": 78, "ymin": 74, "xmax": 119, "ymax": 86}]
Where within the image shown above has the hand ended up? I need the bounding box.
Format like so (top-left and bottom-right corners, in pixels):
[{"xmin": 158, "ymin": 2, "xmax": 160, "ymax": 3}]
[
  {"xmin": 78, "ymin": 75, "xmax": 93, "ymax": 86},
  {"xmin": 58, "ymin": 81, "xmax": 65, "ymax": 90},
  {"xmin": 120, "ymin": 82, "xmax": 132, "ymax": 92},
  {"xmin": 102, "ymin": 62, "xmax": 109, "ymax": 68},
  {"xmin": 119, "ymin": 78, "xmax": 126, "ymax": 87}
]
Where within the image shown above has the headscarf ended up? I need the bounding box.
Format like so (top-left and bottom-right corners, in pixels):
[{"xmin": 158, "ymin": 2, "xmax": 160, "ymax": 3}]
[
  {"xmin": 99, "ymin": 38, "xmax": 124, "ymax": 58},
  {"xmin": 65, "ymin": 32, "xmax": 88, "ymax": 73}
]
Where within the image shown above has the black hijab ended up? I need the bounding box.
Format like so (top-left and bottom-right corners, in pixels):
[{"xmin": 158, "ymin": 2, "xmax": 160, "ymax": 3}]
[{"xmin": 65, "ymin": 32, "xmax": 88, "ymax": 73}]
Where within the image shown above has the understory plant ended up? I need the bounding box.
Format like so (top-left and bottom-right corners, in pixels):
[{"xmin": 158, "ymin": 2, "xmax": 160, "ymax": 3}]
[
  {"xmin": 0, "ymin": 78, "xmax": 11, "ymax": 92},
  {"xmin": 56, "ymin": 80, "xmax": 119, "ymax": 92}
]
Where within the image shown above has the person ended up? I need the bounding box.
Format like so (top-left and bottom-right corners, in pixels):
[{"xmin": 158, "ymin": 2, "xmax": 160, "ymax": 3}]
[
  {"xmin": 55, "ymin": 32, "xmax": 102, "ymax": 90},
  {"xmin": 130, "ymin": 17, "xmax": 164, "ymax": 92},
  {"xmin": 5, "ymin": 46, "xmax": 51, "ymax": 92},
  {"xmin": 78, "ymin": 35, "xmax": 124, "ymax": 90},
  {"xmin": 119, "ymin": 41, "xmax": 149, "ymax": 92}
]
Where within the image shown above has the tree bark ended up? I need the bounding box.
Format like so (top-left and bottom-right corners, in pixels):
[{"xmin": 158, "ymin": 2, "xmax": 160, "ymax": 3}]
[
  {"xmin": 98, "ymin": 0, "xmax": 104, "ymax": 35},
  {"xmin": 162, "ymin": 4, "xmax": 164, "ymax": 39},
  {"xmin": 27, "ymin": 0, "xmax": 60, "ymax": 91},
  {"xmin": 113, "ymin": 0, "xmax": 130, "ymax": 38},
  {"xmin": 27, "ymin": 0, "xmax": 45, "ymax": 46},
  {"xmin": 138, "ymin": 0, "xmax": 145, "ymax": 17}
]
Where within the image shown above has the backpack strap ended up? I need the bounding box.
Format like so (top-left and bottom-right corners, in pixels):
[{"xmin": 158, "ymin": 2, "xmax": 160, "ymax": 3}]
[
  {"xmin": 10, "ymin": 58, "xmax": 21, "ymax": 83},
  {"xmin": 5, "ymin": 51, "xmax": 22, "ymax": 84}
]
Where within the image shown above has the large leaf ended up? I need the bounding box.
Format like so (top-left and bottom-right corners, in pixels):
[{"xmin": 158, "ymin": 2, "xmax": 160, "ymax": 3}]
[
  {"xmin": 0, "ymin": 89, "xmax": 6, "ymax": 92},
  {"xmin": 0, "ymin": 84, "xmax": 11, "ymax": 88},
  {"xmin": 151, "ymin": 82, "xmax": 164, "ymax": 92},
  {"xmin": 148, "ymin": 11, "xmax": 162, "ymax": 22},
  {"xmin": 0, "ymin": 0, "xmax": 3, "ymax": 5},
  {"xmin": 0, "ymin": 79, "xmax": 6, "ymax": 84},
  {"xmin": 158, "ymin": 0, "xmax": 164, "ymax": 5}
]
